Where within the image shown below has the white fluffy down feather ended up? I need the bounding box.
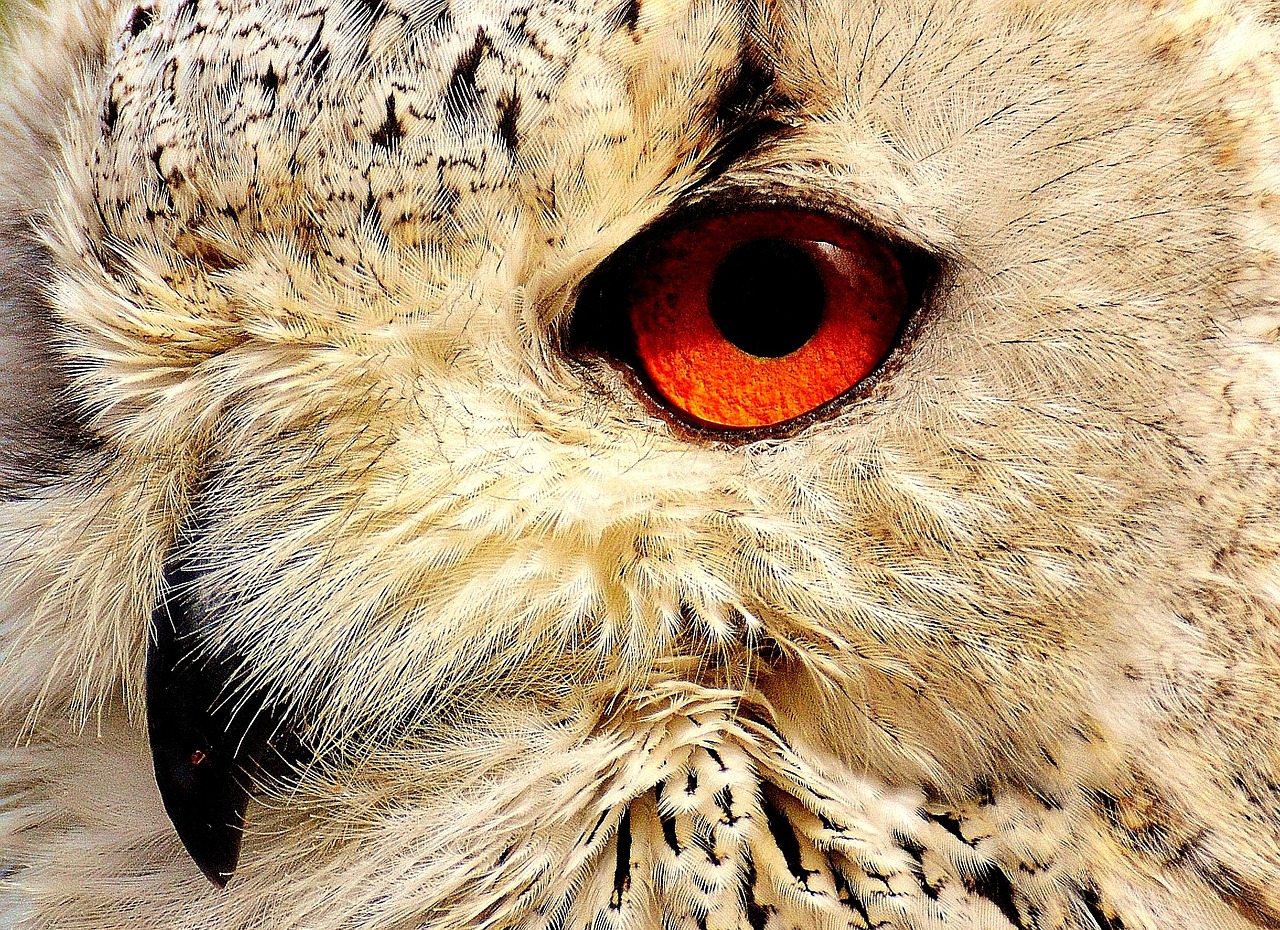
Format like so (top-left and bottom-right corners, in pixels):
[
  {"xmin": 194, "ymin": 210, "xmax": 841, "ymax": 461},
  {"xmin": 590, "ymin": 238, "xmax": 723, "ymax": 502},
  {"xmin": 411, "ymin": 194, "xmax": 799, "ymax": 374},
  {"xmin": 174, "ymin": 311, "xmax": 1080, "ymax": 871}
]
[{"xmin": 3, "ymin": 0, "xmax": 1280, "ymax": 927}]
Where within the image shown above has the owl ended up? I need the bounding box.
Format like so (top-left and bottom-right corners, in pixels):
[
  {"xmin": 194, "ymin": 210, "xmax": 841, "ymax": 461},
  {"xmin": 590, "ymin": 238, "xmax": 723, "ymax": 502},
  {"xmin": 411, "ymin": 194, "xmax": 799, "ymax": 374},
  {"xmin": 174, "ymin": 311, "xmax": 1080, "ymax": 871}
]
[{"xmin": 2, "ymin": 0, "xmax": 1280, "ymax": 927}]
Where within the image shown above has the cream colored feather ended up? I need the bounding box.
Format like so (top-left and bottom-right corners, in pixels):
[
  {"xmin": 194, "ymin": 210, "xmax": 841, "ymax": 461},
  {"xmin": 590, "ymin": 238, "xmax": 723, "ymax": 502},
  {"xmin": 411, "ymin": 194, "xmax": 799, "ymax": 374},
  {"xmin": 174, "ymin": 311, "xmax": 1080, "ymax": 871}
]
[{"xmin": 3, "ymin": 0, "xmax": 1280, "ymax": 927}]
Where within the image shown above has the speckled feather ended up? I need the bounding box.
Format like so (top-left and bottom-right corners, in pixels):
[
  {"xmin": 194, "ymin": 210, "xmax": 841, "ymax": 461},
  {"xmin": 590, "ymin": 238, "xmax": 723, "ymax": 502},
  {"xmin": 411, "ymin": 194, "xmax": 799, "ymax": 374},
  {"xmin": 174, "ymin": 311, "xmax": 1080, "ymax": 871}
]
[{"xmin": 3, "ymin": 0, "xmax": 1280, "ymax": 928}]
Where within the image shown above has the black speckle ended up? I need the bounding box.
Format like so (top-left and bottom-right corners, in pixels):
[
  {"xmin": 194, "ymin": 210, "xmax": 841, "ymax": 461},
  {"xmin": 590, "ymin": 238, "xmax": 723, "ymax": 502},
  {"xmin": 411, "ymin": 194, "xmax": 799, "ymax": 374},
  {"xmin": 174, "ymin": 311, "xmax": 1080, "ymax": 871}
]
[
  {"xmin": 583, "ymin": 807, "xmax": 610, "ymax": 845},
  {"xmin": 103, "ymin": 95, "xmax": 120, "ymax": 132},
  {"xmin": 831, "ymin": 866, "xmax": 876, "ymax": 927},
  {"xmin": 685, "ymin": 768, "xmax": 698, "ymax": 795},
  {"xmin": 495, "ymin": 90, "xmax": 521, "ymax": 154},
  {"xmin": 759, "ymin": 787, "xmax": 816, "ymax": 889},
  {"xmin": 301, "ymin": 22, "xmax": 330, "ymax": 80},
  {"xmin": 712, "ymin": 55, "xmax": 773, "ymax": 131},
  {"xmin": 1081, "ymin": 887, "xmax": 1124, "ymax": 930},
  {"xmin": 175, "ymin": 0, "xmax": 197, "ymax": 20},
  {"xmin": 690, "ymin": 826, "xmax": 721, "ymax": 865},
  {"xmin": 260, "ymin": 64, "xmax": 279, "ymax": 95},
  {"xmin": 966, "ymin": 863, "xmax": 1024, "ymax": 929},
  {"xmin": 442, "ymin": 30, "xmax": 490, "ymax": 129},
  {"xmin": 608, "ymin": 0, "xmax": 640, "ymax": 32},
  {"xmin": 371, "ymin": 93, "xmax": 404, "ymax": 149},
  {"xmin": 926, "ymin": 811, "xmax": 973, "ymax": 845},
  {"xmin": 609, "ymin": 807, "xmax": 632, "ymax": 910},
  {"xmin": 713, "ymin": 786, "xmax": 741, "ymax": 827},
  {"xmin": 659, "ymin": 810, "xmax": 680, "ymax": 854},
  {"xmin": 127, "ymin": 5, "xmax": 153, "ymax": 36},
  {"xmin": 742, "ymin": 857, "xmax": 772, "ymax": 930},
  {"xmin": 356, "ymin": 0, "xmax": 390, "ymax": 23},
  {"xmin": 898, "ymin": 836, "xmax": 938, "ymax": 900}
]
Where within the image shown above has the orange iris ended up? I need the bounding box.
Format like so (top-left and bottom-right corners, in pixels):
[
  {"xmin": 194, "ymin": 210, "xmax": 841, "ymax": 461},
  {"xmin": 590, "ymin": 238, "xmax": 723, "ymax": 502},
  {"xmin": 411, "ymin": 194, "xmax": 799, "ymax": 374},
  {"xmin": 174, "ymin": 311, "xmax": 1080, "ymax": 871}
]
[{"xmin": 627, "ymin": 209, "xmax": 908, "ymax": 429}]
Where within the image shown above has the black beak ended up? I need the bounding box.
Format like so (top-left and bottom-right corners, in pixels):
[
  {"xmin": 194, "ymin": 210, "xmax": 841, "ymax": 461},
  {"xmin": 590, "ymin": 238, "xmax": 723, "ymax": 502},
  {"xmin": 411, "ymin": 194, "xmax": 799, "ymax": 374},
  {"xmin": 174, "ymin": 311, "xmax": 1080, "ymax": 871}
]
[{"xmin": 146, "ymin": 563, "xmax": 300, "ymax": 887}]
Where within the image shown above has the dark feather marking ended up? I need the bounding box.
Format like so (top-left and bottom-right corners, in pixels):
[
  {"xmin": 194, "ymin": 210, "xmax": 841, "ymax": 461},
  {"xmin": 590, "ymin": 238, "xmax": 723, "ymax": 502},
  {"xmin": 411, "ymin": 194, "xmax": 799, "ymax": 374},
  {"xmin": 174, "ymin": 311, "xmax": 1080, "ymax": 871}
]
[
  {"xmin": 965, "ymin": 862, "xmax": 1024, "ymax": 929},
  {"xmin": 926, "ymin": 810, "xmax": 974, "ymax": 845},
  {"xmin": 583, "ymin": 806, "xmax": 610, "ymax": 845},
  {"xmin": 371, "ymin": 93, "xmax": 404, "ymax": 149},
  {"xmin": 103, "ymin": 95, "xmax": 120, "ymax": 132},
  {"xmin": 713, "ymin": 786, "xmax": 740, "ymax": 826},
  {"xmin": 151, "ymin": 144, "xmax": 165, "ymax": 183},
  {"xmin": 710, "ymin": 54, "xmax": 774, "ymax": 132},
  {"xmin": 127, "ymin": 5, "xmax": 153, "ymax": 36},
  {"xmin": 442, "ymin": 30, "xmax": 491, "ymax": 130},
  {"xmin": 830, "ymin": 863, "xmax": 875, "ymax": 929},
  {"xmin": 300, "ymin": 20, "xmax": 330, "ymax": 80},
  {"xmin": 605, "ymin": 0, "xmax": 639, "ymax": 32},
  {"xmin": 609, "ymin": 807, "xmax": 632, "ymax": 909},
  {"xmin": 690, "ymin": 825, "xmax": 721, "ymax": 865},
  {"xmin": 260, "ymin": 64, "xmax": 279, "ymax": 95},
  {"xmin": 1080, "ymin": 887, "xmax": 1124, "ymax": 930},
  {"xmin": 659, "ymin": 809, "xmax": 681, "ymax": 854},
  {"xmin": 759, "ymin": 787, "xmax": 816, "ymax": 889},
  {"xmin": 974, "ymin": 778, "xmax": 996, "ymax": 806},
  {"xmin": 742, "ymin": 857, "xmax": 773, "ymax": 930},
  {"xmin": 653, "ymin": 780, "xmax": 682, "ymax": 853},
  {"xmin": 897, "ymin": 836, "xmax": 938, "ymax": 900},
  {"xmin": 429, "ymin": 157, "xmax": 461, "ymax": 220},
  {"xmin": 699, "ymin": 56, "xmax": 792, "ymax": 183},
  {"xmin": 543, "ymin": 890, "xmax": 571, "ymax": 930},
  {"xmin": 356, "ymin": 0, "xmax": 390, "ymax": 24},
  {"xmin": 495, "ymin": 90, "xmax": 521, "ymax": 154}
]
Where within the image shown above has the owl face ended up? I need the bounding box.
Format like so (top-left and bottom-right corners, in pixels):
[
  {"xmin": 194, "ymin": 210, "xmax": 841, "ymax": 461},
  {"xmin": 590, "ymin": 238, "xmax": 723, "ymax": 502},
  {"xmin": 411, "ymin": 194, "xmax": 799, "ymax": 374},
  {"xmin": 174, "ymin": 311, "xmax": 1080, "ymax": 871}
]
[{"xmin": 3, "ymin": 0, "xmax": 1280, "ymax": 927}]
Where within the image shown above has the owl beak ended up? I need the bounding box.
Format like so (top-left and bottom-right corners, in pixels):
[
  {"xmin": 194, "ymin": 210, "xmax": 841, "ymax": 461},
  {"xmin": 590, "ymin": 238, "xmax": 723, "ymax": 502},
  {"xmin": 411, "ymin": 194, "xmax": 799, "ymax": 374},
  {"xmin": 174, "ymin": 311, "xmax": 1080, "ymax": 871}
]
[{"xmin": 145, "ymin": 563, "xmax": 297, "ymax": 887}]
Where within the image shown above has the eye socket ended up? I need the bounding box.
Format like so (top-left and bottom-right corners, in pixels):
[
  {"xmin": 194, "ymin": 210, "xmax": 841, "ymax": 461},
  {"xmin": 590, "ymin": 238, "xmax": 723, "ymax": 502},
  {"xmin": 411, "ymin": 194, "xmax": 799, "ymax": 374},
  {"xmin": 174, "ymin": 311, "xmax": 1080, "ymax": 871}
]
[{"xmin": 572, "ymin": 207, "xmax": 917, "ymax": 431}]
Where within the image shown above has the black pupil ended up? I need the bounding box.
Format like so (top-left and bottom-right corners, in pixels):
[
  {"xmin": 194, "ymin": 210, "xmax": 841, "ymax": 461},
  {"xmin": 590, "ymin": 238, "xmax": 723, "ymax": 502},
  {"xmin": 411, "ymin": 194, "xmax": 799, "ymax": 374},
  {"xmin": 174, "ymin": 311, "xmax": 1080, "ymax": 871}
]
[{"xmin": 707, "ymin": 239, "xmax": 826, "ymax": 358}]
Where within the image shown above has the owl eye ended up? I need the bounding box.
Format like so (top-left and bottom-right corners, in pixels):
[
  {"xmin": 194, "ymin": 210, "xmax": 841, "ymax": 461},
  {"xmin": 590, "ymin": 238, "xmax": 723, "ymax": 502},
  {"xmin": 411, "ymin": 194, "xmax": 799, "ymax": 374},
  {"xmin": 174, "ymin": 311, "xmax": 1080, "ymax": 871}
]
[{"xmin": 573, "ymin": 207, "xmax": 917, "ymax": 430}]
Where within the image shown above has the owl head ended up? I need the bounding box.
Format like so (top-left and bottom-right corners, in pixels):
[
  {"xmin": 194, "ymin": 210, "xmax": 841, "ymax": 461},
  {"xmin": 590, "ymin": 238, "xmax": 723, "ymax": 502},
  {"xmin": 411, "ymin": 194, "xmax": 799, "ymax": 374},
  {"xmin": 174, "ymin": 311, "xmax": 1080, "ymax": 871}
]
[{"xmin": 2, "ymin": 0, "xmax": 1280, "ymax": 927}]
